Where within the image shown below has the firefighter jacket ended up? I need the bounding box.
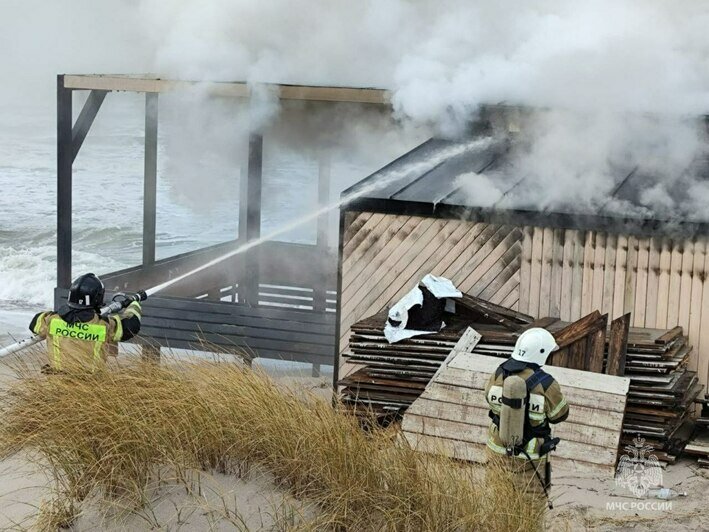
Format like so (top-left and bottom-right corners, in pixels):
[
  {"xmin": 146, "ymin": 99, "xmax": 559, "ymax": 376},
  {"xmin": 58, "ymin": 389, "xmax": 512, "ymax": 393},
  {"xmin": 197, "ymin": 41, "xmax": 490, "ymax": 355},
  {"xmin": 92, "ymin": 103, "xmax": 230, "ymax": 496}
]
[
  {"xmin": 484, "ymin": 358, "xmax": 569, "ymax": 460},
  {"xmin": 29, "ymin": 302, "xmax": 142, "ymax": 370}
]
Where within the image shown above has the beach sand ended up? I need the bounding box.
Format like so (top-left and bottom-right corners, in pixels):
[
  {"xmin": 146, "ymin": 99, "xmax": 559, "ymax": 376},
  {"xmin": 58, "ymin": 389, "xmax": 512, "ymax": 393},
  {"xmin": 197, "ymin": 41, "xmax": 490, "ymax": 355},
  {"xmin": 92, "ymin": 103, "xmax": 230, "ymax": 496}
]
[{"xmin": 1, "ymin": 350, "xmax": 707, "ymax": 531}]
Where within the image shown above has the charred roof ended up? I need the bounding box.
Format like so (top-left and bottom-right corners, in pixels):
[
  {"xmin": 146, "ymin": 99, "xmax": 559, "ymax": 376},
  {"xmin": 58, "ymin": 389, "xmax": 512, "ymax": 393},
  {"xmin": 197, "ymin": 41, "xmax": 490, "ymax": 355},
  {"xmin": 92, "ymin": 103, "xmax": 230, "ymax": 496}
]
[{"xmin": 343, "ymin": 109, "xmax": 709, "ymax": 238}]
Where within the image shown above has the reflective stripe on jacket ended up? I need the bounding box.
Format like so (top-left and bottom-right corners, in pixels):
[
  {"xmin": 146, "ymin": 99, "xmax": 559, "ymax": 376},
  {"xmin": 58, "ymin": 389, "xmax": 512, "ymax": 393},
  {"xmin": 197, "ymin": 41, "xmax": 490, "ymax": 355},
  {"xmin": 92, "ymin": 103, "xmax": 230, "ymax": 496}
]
[{"xmin": 33, "ymin": 312, "xmax": 123, "ymax": 370}]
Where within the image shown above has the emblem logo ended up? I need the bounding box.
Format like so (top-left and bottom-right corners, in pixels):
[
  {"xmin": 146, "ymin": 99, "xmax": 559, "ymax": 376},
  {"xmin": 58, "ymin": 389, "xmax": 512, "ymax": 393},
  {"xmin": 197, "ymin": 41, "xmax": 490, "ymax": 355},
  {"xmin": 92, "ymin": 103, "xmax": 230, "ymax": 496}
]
[{"xmin": 616, "ymin": 436, "xmax": 662, "ymax": 498}]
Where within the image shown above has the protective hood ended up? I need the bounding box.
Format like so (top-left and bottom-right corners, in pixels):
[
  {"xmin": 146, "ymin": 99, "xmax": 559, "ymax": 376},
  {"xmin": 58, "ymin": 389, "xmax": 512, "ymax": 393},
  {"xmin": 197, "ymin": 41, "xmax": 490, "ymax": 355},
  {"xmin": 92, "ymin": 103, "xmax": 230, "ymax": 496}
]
[{"xmin": 57, "ymin": 305, "xmax": 98, "ymax": 325}]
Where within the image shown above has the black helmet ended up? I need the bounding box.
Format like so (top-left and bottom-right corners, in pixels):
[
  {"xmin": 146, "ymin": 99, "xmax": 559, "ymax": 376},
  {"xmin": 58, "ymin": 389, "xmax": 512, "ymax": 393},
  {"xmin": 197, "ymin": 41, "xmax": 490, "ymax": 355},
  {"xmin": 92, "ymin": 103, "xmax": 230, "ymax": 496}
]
[{"xmin": 67, "ymin": 273, "xmax": 105, "ymax": 310}]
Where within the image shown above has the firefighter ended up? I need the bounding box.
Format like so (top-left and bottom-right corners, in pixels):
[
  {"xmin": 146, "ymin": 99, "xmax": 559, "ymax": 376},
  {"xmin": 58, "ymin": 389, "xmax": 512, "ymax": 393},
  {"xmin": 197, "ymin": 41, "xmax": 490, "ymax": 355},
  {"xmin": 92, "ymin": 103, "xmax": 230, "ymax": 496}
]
[
  {"xmin": 484, "ymin": 327, "xmax": 569, "ymax": 503},
  {"xmin": 28, "ymin": 273, "xmax": 142, "ymax": 371}
]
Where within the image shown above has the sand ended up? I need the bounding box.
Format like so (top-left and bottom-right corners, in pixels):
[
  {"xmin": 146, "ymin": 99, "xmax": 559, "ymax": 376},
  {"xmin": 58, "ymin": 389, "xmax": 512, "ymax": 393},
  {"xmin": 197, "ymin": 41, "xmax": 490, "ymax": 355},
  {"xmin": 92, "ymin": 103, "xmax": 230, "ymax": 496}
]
[{"xmin": 1, "ymin": 352, "xmax": 707, "ymax": 531}]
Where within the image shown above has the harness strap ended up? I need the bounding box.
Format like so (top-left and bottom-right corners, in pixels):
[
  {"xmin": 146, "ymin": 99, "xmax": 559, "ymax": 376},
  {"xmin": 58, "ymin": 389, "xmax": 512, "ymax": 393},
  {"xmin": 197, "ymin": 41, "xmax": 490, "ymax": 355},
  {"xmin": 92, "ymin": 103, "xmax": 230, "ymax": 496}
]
[
  {"xmin": 501, "ymin": 396, "xmax": 526, "ymax": 408},
  {"xmin": 491, "ymin": 365, "xmax": 556, "ymax": 456},
  {"xmin": 525, "ymin": 369, "xmax": 554, "ymax": 392}
]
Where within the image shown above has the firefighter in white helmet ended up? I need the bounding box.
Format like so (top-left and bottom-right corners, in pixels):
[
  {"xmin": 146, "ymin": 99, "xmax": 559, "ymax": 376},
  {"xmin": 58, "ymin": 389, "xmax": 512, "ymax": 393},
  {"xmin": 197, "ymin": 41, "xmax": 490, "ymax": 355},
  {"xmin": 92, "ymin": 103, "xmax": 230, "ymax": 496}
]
[{"xmin": 484, "ymin": 328, "xmax": 569, "ymax": 504}]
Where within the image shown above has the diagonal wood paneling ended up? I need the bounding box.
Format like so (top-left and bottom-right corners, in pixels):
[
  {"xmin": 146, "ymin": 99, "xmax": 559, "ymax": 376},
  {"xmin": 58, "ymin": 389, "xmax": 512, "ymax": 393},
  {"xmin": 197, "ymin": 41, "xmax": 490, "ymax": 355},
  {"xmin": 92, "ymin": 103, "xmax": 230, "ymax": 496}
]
[
  {"xmin": 339, "ymin": 213, "xmax": 523, "ymax": 359},
  {"xmin": 340, "ymin": 215, "xmax": 709, "ymax": 388}
]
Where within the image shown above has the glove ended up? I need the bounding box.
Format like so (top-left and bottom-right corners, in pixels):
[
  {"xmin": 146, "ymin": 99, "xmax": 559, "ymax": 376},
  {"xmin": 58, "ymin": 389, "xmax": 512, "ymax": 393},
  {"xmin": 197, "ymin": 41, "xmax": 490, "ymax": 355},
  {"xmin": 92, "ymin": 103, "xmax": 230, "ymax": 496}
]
[{"xmin": 124, "ymin": 300, "xmax": 142, "ymax": 318}]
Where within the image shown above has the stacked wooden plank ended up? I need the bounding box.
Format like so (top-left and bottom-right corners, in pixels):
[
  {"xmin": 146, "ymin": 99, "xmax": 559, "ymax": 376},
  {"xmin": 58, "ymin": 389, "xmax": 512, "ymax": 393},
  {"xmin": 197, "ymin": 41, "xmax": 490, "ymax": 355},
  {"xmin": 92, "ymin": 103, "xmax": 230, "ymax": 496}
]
[
  {"xmin": 339, "ymin": 308, "xmax": 606, "ymax": 416},
  {"xmin": 339, "ymin": 295, "xmax": 535, "ymax": 417},
  {"xmin": 401, "ymin": 349, "xmax": 630, "ymax": 475},
  {"xmin": 340, "ymin": 296, "xmax": 703, "ymax": 466},
  {"xmin": 339, "ymin": 313, "xmax": 511, "ymax": 416},
  {"xmin": 620, "ymin": 327, "xmax": 703, "ymax": 464}
]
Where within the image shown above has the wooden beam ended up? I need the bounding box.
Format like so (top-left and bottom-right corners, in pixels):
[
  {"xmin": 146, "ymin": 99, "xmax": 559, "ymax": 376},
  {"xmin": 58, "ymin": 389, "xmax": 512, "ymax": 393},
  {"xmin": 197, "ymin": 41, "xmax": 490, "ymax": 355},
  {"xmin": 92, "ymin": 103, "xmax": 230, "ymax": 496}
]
[
  {"xmin": 142, "ymin": 93, "xmax": 158, "ymax": 266},
  {"xmin": 552, "ymin": 311, "xmax": 602, "ymax": 348},
  {"xmin": 71, "ymin": 90, "xmax": 107, "ymax": 162},
  {"xmin": 62, "ymin": 75, "xmax": 391, "ymax": 104},
  {"xmin": 429, "ymin": 327, "xmax": 482, "ymax": 384},
  {"xmin": 586, "ymin": 314, "xmax": 608, "ymax": 373}
]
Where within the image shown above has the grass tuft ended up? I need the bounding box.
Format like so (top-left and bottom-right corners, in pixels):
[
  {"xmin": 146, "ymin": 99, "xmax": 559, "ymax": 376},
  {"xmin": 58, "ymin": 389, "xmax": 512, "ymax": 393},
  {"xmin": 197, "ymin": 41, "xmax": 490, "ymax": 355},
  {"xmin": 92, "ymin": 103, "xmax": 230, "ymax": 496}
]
[{"xmin": 0, "ymin": 355, "xmax": 544, "ymax": 531}]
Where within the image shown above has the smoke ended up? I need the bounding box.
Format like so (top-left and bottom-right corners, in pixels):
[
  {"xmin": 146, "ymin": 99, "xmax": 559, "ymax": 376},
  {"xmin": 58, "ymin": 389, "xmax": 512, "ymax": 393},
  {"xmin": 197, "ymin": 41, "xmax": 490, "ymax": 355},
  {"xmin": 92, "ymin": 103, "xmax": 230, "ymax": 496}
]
[
  {"xmin": 0, "ymin": 0, "xmax": 149, "ymax": 103},
  {"xmin": 454, "ymin": 109, "xmax": 707, "ymax": 218},
  {"xmin": 135, "ymin": 0, "xmax": 709, "ymax": 218},
  {"xmin": 4, "ymin": 1, "xmax": 709, "ymax": 218}
]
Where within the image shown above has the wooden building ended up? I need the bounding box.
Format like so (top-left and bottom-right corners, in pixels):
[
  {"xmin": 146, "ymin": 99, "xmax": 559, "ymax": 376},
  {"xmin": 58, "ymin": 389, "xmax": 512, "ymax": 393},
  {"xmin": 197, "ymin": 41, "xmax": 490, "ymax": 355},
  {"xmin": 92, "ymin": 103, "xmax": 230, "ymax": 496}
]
[
  {"xmin": 336, "ymin": 127, "xmax": 709, "ymax": 390},
  {"xmin": 55, "ymin": 75, "xmax": 390, "ymax": 369}
]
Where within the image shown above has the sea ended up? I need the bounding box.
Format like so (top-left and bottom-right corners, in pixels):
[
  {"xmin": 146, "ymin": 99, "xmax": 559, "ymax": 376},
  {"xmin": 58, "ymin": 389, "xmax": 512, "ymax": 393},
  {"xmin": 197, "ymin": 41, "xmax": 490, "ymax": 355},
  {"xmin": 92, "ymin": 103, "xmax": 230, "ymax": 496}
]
[{"xmin": 0, "ymin": 92, "xmax": 409, "ymax": 352}]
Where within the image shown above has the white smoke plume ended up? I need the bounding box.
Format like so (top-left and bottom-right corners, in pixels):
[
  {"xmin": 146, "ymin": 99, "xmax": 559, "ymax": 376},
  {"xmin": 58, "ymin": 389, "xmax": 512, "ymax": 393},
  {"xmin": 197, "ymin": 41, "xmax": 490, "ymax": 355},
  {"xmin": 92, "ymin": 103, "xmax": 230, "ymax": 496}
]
[
  {"xmin": 138, "ymin": 0, "xmax": 709, "ymax": 218},
  {"xmin": 4, "ymin": 1, "xmax": 709, "ymax": 217}
]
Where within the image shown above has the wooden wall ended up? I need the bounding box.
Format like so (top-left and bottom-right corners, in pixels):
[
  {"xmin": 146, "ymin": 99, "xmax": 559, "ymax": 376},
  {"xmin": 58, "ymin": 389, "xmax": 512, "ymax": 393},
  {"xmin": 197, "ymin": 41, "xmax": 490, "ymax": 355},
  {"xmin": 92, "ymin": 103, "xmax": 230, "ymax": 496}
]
[
  {"xmin": 340, "ymin": 212, "xmax": 522, "ymax": 354},
  {"xmin": 339, "ymin": 211, "xmax": 709, "ymax": 388}
]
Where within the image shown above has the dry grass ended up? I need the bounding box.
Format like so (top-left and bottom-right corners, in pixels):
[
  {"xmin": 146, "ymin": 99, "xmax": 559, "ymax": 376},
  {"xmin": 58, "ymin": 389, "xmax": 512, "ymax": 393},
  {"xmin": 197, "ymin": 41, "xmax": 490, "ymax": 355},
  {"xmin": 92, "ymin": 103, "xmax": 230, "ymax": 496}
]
[{"xmin": 0, "ymin": 355, "xmax": 544, "ymax": 531}]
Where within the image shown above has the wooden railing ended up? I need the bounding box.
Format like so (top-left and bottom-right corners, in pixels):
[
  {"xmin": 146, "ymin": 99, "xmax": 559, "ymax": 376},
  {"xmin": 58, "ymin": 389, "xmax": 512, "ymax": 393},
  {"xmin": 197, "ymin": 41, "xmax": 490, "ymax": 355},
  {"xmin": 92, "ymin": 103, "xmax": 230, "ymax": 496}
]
[{"xmin": 55, "ymin": 240, "xmax": 338, "ymax": 366}]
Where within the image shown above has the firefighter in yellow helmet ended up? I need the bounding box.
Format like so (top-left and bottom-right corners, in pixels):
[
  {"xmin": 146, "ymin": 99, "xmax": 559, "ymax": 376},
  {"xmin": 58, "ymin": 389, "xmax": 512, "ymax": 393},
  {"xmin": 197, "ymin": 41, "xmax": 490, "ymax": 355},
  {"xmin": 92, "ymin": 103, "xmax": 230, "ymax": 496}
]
[
  {"xmin": 28, "ymin": 273, "xmax": 142, "ymax": 371},
  {"xmin": 484, "ymin": 328, "xmax": 569, "ymax": 504}
]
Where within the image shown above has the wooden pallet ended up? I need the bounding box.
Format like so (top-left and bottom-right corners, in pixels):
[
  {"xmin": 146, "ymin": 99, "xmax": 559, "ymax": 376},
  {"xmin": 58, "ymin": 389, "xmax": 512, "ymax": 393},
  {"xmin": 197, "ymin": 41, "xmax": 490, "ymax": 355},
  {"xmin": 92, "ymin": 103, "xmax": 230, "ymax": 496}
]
[
  {"xmin": 401, "ymin": 351, "xmax": 630, "ymax": 475},
  {"xmin": 340, "ymin": 295, "xmax": 702, "ymax": 465}
]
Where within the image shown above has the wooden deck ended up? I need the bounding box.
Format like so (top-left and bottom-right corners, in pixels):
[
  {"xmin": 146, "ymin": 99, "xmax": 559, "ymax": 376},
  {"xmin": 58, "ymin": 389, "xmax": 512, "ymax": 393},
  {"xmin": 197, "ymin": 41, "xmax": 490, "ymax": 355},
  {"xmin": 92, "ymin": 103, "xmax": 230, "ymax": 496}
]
[{"xmin": 55, "ymin": 239, "xmax": 338, "ymax": 366}]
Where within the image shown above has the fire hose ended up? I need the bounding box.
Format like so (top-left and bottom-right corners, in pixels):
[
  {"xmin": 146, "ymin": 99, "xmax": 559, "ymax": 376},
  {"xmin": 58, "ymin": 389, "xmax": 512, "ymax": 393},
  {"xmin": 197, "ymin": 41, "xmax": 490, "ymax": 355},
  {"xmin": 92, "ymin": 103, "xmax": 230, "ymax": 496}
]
[{"xmin": 0, "ymin": 290, "xmax": 147, "ymax": 358}]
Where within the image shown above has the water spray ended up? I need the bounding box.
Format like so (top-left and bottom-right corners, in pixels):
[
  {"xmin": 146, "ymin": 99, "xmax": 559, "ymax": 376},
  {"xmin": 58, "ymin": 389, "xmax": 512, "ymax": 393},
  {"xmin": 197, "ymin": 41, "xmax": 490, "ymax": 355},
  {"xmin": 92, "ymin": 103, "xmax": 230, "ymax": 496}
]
[
  {"xmin": 147, "ymin": 137, "xmax": 493, "ymax": 296},
  {"xmin": 1, "ymin": 138, "xmax": 492, "ymax": 358}
]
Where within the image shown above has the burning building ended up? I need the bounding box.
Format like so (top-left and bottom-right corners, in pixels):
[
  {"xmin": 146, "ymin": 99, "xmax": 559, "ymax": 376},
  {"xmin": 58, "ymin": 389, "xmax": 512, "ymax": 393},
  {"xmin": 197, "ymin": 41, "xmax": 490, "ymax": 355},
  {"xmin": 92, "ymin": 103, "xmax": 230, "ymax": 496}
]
[{"xmin": 335, "ymin": 107, "xmax": 709, "ymax": 394}]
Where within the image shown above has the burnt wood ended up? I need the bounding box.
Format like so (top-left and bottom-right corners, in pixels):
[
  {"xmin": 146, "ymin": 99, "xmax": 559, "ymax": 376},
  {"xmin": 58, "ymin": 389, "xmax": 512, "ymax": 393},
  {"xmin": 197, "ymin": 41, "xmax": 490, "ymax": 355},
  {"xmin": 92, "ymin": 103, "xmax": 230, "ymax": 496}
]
[
  {"xmin": 587, "ymin": 316, "xmax": 609, "ymax": 373},
  {"xmin": 553, "ymin": 311, "xmax": 602, "ymax": 348}
]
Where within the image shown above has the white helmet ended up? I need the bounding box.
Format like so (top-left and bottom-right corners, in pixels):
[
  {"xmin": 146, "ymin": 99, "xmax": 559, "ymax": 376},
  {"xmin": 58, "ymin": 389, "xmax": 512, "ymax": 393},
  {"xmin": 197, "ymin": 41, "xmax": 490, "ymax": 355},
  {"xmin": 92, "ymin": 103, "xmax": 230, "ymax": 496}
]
[{"xmin": 511, "ymin": 328, "xmax": 559, "ymax": 366}]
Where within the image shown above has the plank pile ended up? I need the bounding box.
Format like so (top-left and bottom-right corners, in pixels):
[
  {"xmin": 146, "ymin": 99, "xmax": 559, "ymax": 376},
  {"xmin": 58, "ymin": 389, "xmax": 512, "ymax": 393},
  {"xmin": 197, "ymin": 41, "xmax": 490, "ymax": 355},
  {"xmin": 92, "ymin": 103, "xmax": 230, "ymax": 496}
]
[
  {"xmin": 339, "ymin": 312, "xmax": 521, "ymax": 417},
  {"xmin": 339, "ymin": 296, "xmax": 703, "ymax": 466},
  {"xmin": 339, "ymin": 305, "xmax": 607, "ymax": 417},
  {"xmin": 401, "ymin": 347, "xmax": 630, "ymax": 475},
  {"xmin": 621, "ymin": 327, "xmax": 703, "ymax": 464},
  {"xmin": 338, "ymin": 295, "xmax": 534, "ymax": 418}
]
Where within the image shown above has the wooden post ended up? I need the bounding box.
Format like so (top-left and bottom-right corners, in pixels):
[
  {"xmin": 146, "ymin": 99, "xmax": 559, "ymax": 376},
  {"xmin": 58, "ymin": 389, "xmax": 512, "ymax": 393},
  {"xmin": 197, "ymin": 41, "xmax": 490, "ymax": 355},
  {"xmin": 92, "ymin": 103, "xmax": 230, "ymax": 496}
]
[
  {"xmin": 312, "ymin": 153, "xmax": 331, "ymax": 377},
  {"xmin": 143, "ymin": 93, "xmax": 158, "ymax": 266},
  {"xmin": 332, "ymin": 210, "xmax": 347, "ymax": 392},
  {"xmin": 140, "ymin": 92, "xmax": 160, "ymax": 363},
  {"xmin": 239, "ymin": 133, "xmax": 263, "ymax": 306},
  {"xmin": 57, "ymin": 75, "xmax": 73, "ymax": 289}
]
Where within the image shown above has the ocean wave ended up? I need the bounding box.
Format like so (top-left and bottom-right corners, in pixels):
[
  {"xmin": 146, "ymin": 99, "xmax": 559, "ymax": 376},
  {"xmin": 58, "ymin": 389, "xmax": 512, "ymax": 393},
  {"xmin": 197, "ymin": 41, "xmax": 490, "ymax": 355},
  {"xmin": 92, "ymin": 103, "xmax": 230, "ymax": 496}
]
[{"xmin": 0, "ymin": 244, "xmax": 127, "ymax": 309}]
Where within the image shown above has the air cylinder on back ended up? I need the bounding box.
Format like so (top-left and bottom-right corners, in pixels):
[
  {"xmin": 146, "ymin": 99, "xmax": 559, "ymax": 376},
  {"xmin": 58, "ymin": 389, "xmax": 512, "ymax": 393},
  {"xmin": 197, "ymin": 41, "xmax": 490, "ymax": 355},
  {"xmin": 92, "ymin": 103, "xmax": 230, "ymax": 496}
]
[{"xmin": 499, "ymin": 375, "xmax": 527, "ymax": 449}]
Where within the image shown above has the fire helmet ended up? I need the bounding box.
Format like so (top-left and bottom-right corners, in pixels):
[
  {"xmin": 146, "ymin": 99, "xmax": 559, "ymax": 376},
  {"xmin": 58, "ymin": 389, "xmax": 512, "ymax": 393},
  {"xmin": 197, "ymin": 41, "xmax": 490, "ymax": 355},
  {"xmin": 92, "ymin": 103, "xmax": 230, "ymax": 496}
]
[
  {"xmin": 67, "ymin": 273, "xmax": 105, "ymax": 310},
  {"xmin": 510, "ymin": 327, "xmax": 559, "ymax": 366}
]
